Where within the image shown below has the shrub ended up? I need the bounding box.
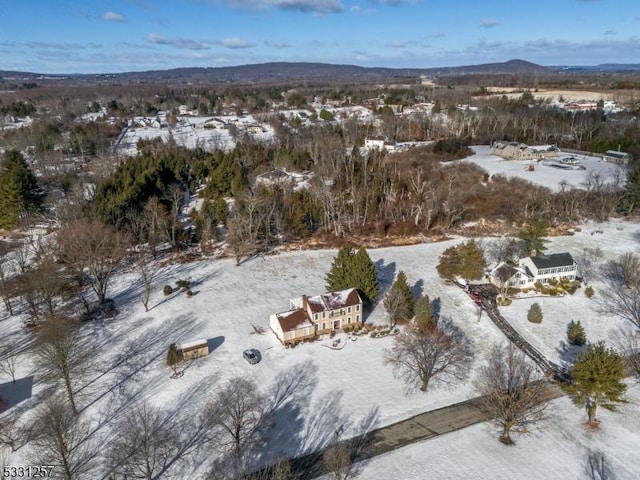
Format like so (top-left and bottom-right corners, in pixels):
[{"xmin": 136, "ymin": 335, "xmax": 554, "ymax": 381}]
[
  {"xmin": 527, "ymin": 303, "xmax": 543, "ymax": 323},
  {"xmin": 549, "ymin": 289, "xmax": 557, "ymax": 296},
  {"xmin": 585, "ymin": 286, "xmax": 595, "ymax": 298},
  {"xmin": 548, "ymin": 277, "xmax": 558, "ymax": 287},
  {"xmin": 176, "ymin": 279, "xmax": 190, "ymax": 290},
  {"xmin": 186, "ymin": 290, "xmax": 193, "ymax": 297},
  {"xmin": 567, "ymin": 320, "xmax": 587, "ymax": 346},
  {"xmin": 364, "ymin": 323, "xmax": 374, "ymax": 332},
  {"xmin": 534, "ymin": 281, "xmax": 543, "ymax": 290},
  {"xmin": 497, "ymin": 295, "xmax": 512, "ymax": 306},
  {"xmin": 163, "ymin": 285, "xmax": 173, "ymax": 296}
]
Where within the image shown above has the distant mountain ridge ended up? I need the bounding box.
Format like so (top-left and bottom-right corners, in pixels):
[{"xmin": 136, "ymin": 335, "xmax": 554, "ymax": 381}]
[{"xmin": 0, "ymin": 59, "xmax": 638, "ymax": 85}]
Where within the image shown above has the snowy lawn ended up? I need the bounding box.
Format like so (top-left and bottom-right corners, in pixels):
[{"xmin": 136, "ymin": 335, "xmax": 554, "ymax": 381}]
[
  {"xmin": 498, "ymin": 218, "xmax": 640, "ymax": 367},
  {"xmin": 3, "ymin": 218, "xmax": 640, "ymax": 475},
  {"xmin": 462, "ymin": 146, "xmax": 624, "ymax": 191},
  {"xmin": 1, "ymin": 240, "xmax": 508, "ymax": 473},
  {"xmin": 348, "ymin": 381, "xmax": 640, "ymax": 480}
]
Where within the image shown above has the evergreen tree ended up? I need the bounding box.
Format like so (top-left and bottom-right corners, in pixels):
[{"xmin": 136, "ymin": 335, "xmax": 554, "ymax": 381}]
[
  {"xmin": 519, "ymin": 214, "xmax": 549, "ymax": 255},
  {"xmin": 394, "ymin": 271, "xmax": 415, "ymax": 319},
  {"xmin": 437, "ymin": 240, "xmax": 486, "ymax": 280},
  {"xmin": 567, "ymin": 320, "xmax": 587, "ymax": 346},
  {"xmin": 564, "ymin": 342, "xmax": 627, "ymax": 425},
  {"xmin": 622, "ymin": 167, "xmax": 640, "ymax": 214},
  {"xmin": 415, "ymin": 295, "xmax": 435, "ymax": 329},
  {"xmin": 0, "ymin": 150, "xmax": 43, "ymax": 229},
  {"xmin": 351, "ymin": 247, "xmax": 379, "ymax": 303},
  {"xmin": 325, "ymin": 245, "xmax": 354, "ymax": 293},
  {"xmin": 527, "ymin": 303, "xmax": 543, "ymax": 324}
]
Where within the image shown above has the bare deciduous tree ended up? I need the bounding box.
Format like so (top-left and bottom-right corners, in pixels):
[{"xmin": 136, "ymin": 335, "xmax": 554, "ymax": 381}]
[
  {"xmin": 31, "ymin": 397, "xmax": 96, "ymax": 480},
  {"xmin": 108, "ymin": 403, "xmax": 179, "ymax": 480},
  {"xmin": 0, "ymin": 414, "xmax": 26, "ymax": 453},
  {"xmin": 475, "ymin": 343, "xmax": 548, "ymax": 445},
  {"xmin": 384, "ymin": 317, "xmax": 473, "ymax": 392},
  {"xmin": 612, "ymin": 327, "xmax": 640, "ymax": 379},
  {"xmin": 383, "ymin": 287, "xmax": 408, "ymax": 329},
  {"xmin": 226, "ymin": 215, "xmax": 254, "ymax": 266},
  {"xmin": 207, "ymin": 376, "xmax": 267, "ymax": 469},
  {"xmin": 56, "ymin": 218, "xmax": 130, "ymax": 305},
  {"xmin": 0, "ymin": 345, "xmax": 18, "ymax": 384},
  {"xmin": 600, "ymin": 253, "xmax": 640, "ymax": 330},
  {"xmin": 0, "ymin": 244, "xmax": 16, "ymax": 316},
  {"xmin": 136, "ymin": 249, "xmax": 157, "ymax": 312},
  {"xmin": 35, "ymin": 315, "xmax": 91, "ymax": 414}
]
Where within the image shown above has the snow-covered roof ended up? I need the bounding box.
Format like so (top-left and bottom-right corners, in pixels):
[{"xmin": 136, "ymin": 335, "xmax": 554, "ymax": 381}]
[
  {"xmin": 274, "ymin": 308, "xmax": 312, "ymax": 331},
  {"xmin": 306, "ymin": 288, "xmax": 362, "ymax": 313},
  {"xmin": 179, "ymin": 339, "xmax": 208, "ymax": 352}
]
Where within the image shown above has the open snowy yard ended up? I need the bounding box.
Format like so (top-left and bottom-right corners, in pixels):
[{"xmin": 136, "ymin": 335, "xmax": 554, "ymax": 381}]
[
  {"xmin": 1, "ymin": 240, "xmax": 509, "ymax": 474},
  {"xmin": 348, "ymin": 382, "xmax": 640, "ymax": 480},
  {"xmin": 462, "ymin": 146, "xmax": 624, "ymax": 191},
  {"xmin": 3, "ymin": 218, "xmax": 640, "ymax": 476}
]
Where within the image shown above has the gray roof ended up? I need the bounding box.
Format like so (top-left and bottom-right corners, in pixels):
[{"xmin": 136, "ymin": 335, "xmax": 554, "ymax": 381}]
[
  {"xmin": 492, "ymin": 264, "xmax": 518, "ymax": 282},
  {"xmin": 529, "ymin": 253, "xmax": 575, "ymax": 270}
]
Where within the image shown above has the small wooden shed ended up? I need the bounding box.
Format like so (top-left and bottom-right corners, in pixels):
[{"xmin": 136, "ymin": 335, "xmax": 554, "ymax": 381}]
[{"xmin": 179, "ymin": 339, "xmax": 209, "ymax": 360}]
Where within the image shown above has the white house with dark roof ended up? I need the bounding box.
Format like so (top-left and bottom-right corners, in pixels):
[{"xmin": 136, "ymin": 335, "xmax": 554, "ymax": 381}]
[
  {"xmin": 490, "ymin": 253, "xmax": 578, "ymax": 290},
  {"xmin": 269, "ymin": 288, "xmax": 363, "ymax": 345}
]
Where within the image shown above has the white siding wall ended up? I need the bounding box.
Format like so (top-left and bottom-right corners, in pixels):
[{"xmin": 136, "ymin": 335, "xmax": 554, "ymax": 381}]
[{"xmin": 269, "ymin": 314, "xmax": 284, "ymax": 343}]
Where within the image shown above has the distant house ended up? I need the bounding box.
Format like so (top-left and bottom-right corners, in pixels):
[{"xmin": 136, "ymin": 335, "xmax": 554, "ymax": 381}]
[
  {"xmin": 365, "ymin": 136, "xmax": 395, "ymax": 152},
  {"xmin": 255, "ymin": 169, "xmax": 292, "ymax": 188},
  {"xmin": 270, "ymin": 288, "xmax": 363, "ymax": 345},
  {"xmin": 490, "ymin": 253, "xmax": 578, "ymax": 290},
  {"xmin": 203, "ymin": 118, "xmax": 227, "ymax": 129},
  {"xmin": 178, "ymin": 339, "xmax": 209, "ymax": 360},
  {"xmin": 492, "ymin": 142, "xmax": 559, "ymax": 160},
  {"xmin": 603, "ymin": 150, "xmax": 632, "ymax": 165}
]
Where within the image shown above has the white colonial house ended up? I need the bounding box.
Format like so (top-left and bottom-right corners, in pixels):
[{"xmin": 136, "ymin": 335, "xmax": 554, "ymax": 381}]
[{"xmin": 490, "ymin": 252, "xmax": 578, "ymax": 290}]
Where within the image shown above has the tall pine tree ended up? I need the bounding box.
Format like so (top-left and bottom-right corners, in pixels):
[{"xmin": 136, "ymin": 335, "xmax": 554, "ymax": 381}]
[
  {"xmin": 564, "ymin": 342, "xmax": 626, "ymax": 425},
  {"xmin": 0, "ymin": 150, "xmax": 42, "ymax": 229},
  {"xmin": 394, "ymin": 271, "xmax": 415, "ymax": 319},
  {"xmin": 325, "ymin": 245, "xmax": 354, "ymax": 292},
  {"xmin": 351, "ymin": 247, "xmax": 379, "ymax": 303},
  {"xmin": 325, "ymin": 246, "xmax": 379, "ymax": 303}
]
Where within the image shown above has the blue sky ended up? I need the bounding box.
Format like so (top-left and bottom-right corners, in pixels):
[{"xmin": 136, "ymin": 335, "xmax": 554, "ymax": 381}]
[{"xmin": 0, "ymin": 0, "xmax": 639, "ymax": 74}]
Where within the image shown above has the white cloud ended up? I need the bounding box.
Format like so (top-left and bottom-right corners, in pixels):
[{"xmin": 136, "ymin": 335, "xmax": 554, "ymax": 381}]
[
  {"xmin": 222, "ymin": 38, "xmax": 253, "ymax": 49},
  {"xmin": 224, "ymin": 0, "xmax": 344, "ymax": 14},
  {"xmin": 146, "ymin": 34, "xmax": 210, "ymax": 50},
  {"xmin": 480, "ymin": 18, "xmax": 500, "ymax": 28},
  {"xmin": 103, "ymin": 11, "xmax": 127, "ymax": 22}
]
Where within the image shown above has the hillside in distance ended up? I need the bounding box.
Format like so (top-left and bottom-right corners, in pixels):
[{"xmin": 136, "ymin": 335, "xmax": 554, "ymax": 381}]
[{"xmin": 0, "ymin": 59, "xmax": 550, "ymax": 85}]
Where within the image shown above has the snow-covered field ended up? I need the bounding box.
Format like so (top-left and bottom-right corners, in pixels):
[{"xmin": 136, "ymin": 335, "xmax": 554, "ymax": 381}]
[
  {"xmin": 116, "ymin": 114, "xmax": 276, "ymax": 155},
  {"xmin": 2, "ymin": 219, "xmax": 640, "ymax": 476},
  {"xmin": 462, "ymin": 146, "xmax": 624, "ymax": 191},
  {"xmin": 349, "ymin": 382, "xmax": 640, "ymax": 480}
]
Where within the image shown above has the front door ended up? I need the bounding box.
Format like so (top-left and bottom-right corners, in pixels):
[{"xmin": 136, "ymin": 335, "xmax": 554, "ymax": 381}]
[{"xmin": 333, "ymin": 320, "xmax": 341, "ymax": 330}]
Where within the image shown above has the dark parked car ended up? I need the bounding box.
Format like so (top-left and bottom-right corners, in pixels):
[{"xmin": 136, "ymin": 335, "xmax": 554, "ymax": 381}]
[{"xmin": 243, "ymin": 349, "xmax": 260, "ymax": 365}]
